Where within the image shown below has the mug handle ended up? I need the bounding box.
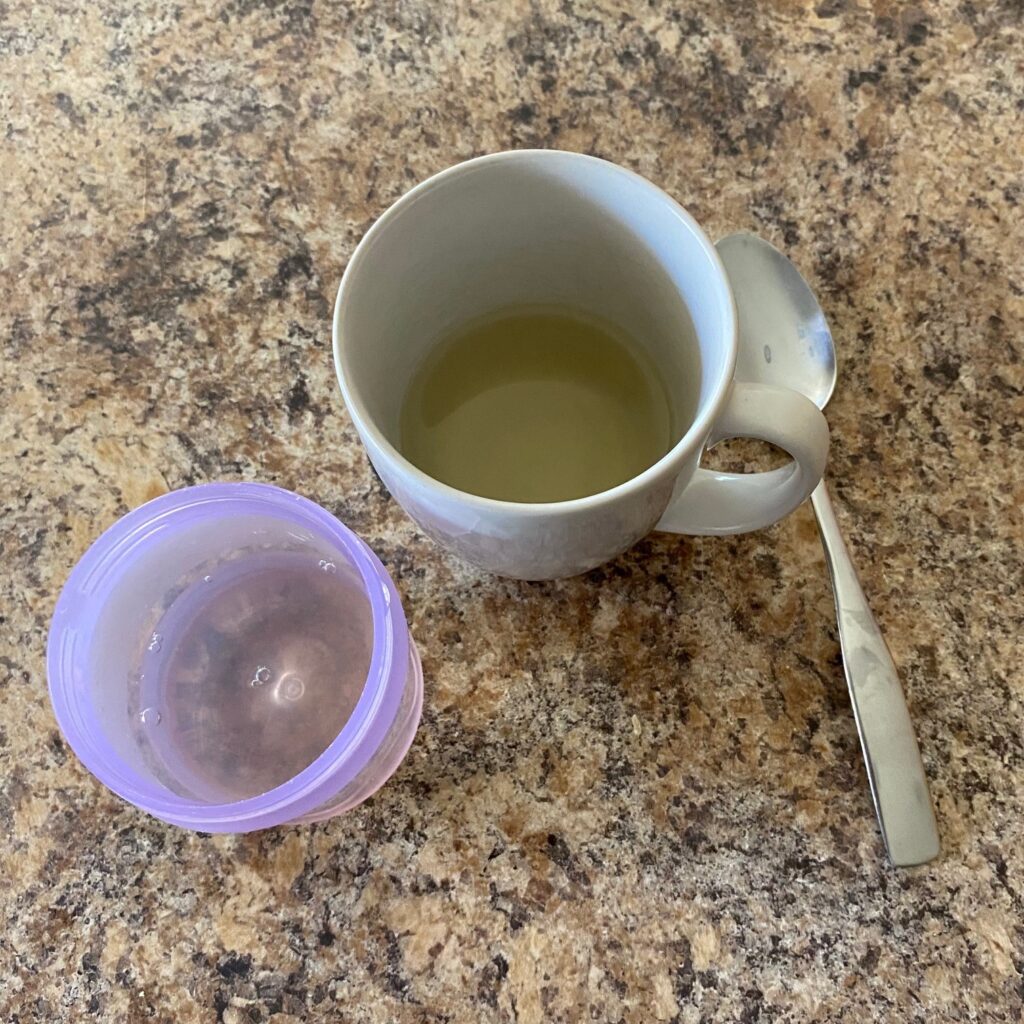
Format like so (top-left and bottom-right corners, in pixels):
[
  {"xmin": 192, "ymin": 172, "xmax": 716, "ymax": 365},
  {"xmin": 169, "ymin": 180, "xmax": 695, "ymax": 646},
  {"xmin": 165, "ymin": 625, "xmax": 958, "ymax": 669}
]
[{"xmin": 656, "ymin": 381, "xmax": 829, "ymax": 535}]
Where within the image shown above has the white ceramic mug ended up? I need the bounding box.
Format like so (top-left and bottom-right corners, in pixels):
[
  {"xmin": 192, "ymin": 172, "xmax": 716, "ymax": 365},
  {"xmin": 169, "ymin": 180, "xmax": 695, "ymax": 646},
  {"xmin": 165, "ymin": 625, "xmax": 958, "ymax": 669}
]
[{"xmin": 332, "ymin": 151, "xmax": 829, "ymax": 579}]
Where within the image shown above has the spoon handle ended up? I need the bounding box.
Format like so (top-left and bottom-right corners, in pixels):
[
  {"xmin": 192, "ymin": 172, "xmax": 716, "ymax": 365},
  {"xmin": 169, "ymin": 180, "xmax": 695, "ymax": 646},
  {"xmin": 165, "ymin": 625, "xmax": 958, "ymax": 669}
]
[{"xmin": 811, "ymin": 481, "xmax": 940, "ymax": 866}]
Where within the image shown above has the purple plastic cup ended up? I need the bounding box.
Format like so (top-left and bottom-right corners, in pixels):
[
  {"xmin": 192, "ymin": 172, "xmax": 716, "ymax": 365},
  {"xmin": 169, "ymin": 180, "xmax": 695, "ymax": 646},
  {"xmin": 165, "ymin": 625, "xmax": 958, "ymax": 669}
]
[{"xmin": 47, "ymin": 482, "xmax": 423, "ymax": 832}]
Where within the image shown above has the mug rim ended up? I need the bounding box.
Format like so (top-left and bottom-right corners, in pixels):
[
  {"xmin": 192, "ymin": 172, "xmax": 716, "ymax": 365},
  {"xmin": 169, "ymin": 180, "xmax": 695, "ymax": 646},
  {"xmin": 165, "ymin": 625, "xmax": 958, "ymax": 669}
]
[{"xmin": 332, "ymin": 149, "xmax": 738, "ymax": 515}]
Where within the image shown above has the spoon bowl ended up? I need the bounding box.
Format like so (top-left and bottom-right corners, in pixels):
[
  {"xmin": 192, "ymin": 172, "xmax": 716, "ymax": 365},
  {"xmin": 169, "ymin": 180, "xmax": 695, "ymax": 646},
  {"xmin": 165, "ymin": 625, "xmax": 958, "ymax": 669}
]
[{"xmin": 718, "ymin": 233, "xmax": 836, "ymax": 410}]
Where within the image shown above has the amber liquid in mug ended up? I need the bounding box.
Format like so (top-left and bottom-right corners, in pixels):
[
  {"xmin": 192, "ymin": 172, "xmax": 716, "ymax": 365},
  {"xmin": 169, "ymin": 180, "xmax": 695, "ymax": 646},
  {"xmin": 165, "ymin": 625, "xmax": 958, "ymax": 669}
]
[{"xmin": 399, "ymin": 309, "xmax": 676, "ymax": 503}]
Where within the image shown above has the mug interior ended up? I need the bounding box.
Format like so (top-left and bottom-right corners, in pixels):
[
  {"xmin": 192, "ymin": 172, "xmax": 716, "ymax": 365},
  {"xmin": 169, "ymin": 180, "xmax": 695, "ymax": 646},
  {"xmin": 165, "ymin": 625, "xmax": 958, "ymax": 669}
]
[{"xmin": 337, "ymin": 151, "xmax": 733, "ymax": 480}]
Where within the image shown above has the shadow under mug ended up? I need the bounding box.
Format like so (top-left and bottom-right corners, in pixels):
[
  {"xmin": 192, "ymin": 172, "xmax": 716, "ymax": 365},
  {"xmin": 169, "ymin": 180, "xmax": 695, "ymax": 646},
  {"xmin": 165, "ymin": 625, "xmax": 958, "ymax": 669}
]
[{"xmin": 333, "ymin": 150, "xmax": 829, "ymax": 580}]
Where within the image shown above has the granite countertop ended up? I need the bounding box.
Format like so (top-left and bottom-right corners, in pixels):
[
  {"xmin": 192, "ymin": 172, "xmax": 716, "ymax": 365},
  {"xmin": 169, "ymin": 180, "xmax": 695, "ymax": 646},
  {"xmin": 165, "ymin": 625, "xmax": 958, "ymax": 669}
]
[{"xmin": 2, "ymin": 1, "xmax": 1022, "ymax": 1021}]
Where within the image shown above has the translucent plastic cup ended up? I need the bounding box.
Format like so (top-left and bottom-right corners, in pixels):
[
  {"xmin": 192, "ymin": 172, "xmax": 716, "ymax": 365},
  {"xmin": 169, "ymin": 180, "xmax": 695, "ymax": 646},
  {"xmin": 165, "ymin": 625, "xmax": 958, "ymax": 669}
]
[{"xmin": 47, "ymin": 483, "xmax": 423, "ymax": 832}]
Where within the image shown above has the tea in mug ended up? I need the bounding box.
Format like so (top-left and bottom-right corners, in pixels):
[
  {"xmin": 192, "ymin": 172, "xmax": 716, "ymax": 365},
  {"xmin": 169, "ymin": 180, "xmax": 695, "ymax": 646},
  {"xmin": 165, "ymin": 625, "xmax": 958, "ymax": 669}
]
[{"xmin": 399, "ymin": 308, "xmax": 676, "ymax": 502}]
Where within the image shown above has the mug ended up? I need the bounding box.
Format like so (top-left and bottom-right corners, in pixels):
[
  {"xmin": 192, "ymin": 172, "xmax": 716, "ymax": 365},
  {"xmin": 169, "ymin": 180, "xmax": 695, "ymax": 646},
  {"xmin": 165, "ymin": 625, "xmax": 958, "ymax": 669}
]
[{"xmin": 332, "ymin": 150, "xmax": 829, "ymax": 580}]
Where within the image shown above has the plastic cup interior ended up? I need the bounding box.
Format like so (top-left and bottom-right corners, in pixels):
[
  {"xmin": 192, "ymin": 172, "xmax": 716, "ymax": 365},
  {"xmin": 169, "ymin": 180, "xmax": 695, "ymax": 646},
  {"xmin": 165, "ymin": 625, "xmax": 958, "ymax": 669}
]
[{"xmin": 47, "ymin": 482, "xmax": 422, "ymax": 831}]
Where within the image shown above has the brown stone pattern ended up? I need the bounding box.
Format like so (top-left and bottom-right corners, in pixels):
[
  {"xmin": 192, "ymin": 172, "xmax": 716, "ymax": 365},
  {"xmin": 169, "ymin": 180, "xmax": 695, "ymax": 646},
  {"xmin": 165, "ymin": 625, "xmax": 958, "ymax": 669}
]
[{"xmin": 1, "ymin": 1, "xmax": 1021, "ymax": 1021}]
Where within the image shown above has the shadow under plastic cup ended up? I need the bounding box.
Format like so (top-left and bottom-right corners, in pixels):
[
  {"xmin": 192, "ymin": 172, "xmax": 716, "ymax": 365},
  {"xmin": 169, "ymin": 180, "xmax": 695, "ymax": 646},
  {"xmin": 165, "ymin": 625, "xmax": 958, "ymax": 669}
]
[{"xmin": 47, "ymin": 483, "xmax": 423, "ymax": 832}]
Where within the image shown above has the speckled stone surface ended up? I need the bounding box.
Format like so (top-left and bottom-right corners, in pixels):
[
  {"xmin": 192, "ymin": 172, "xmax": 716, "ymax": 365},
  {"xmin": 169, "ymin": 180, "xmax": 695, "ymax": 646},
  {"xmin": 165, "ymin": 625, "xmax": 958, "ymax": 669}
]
[{"xmin": 2, "ymin": 1, "xmax": 1022, "ymax": 1021}]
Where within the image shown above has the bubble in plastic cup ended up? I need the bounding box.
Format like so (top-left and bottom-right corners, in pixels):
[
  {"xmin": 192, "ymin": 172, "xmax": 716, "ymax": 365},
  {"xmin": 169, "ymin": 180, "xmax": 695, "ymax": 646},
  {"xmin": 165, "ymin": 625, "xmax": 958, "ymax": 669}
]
[{"xmin": 47, "ymin": 482, "xmax": 423, "ymax": 832}]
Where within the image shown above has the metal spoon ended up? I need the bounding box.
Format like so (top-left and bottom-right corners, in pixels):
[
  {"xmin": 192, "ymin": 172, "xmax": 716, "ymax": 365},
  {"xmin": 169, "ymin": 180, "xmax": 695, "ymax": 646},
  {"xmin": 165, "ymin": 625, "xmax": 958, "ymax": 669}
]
[{"xmin": 717, "ymin": 232, "xmax": 940, "ymax": 867}]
